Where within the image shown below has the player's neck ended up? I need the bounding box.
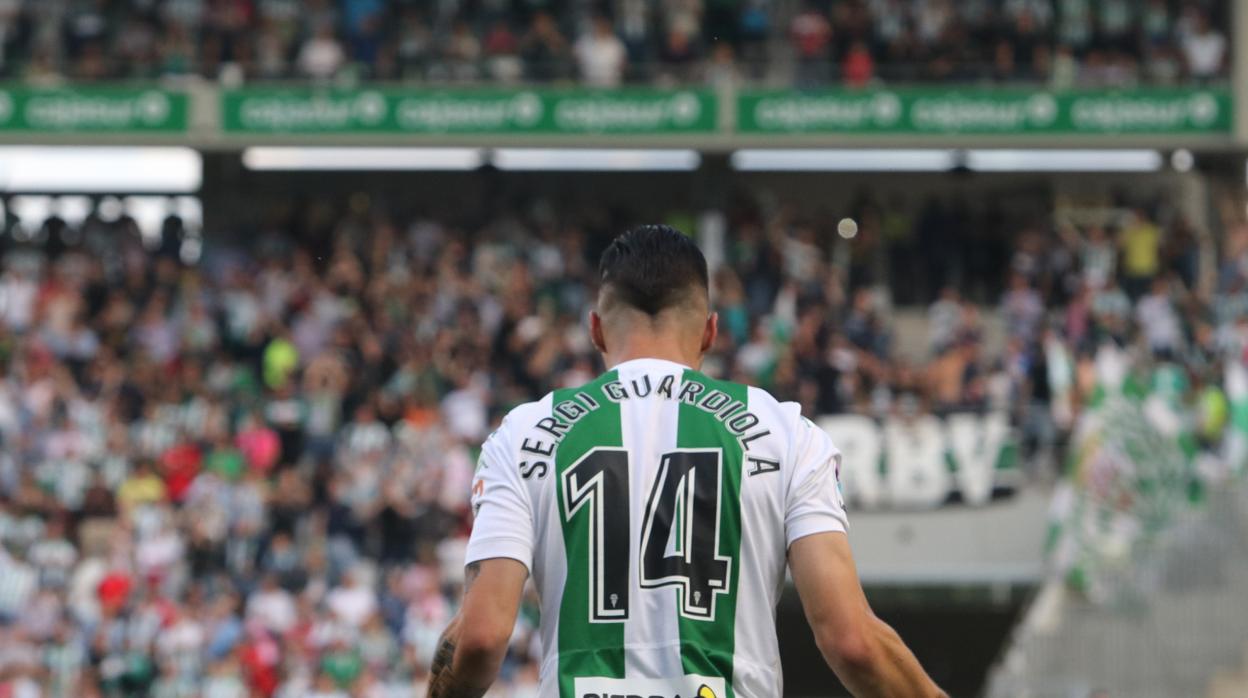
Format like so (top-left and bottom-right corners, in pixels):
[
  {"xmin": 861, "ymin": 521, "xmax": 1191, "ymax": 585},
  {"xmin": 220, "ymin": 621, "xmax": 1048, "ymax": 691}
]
[{"xmin": 604, "ymin": 337, "xmax": 700, "ymax": 371}]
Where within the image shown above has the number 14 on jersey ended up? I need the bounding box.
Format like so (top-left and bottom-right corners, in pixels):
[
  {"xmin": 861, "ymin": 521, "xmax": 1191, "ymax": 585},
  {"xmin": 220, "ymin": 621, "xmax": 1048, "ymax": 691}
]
[{"xmin": 561, "ymin": 447, "xmax": 732, "ymax": 623}]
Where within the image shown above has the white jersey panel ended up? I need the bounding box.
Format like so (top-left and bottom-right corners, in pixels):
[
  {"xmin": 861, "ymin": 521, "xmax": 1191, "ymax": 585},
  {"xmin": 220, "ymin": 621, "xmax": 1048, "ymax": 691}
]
[{"xmin": 615, "ymin": 361, "xmax": 687, "ymax": 678}]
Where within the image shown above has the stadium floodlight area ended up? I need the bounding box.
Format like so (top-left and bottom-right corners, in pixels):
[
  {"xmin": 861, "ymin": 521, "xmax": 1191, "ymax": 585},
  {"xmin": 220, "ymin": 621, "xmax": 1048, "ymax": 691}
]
[
  {"xmin": 490, "ymin": 148, "xmax": 701, "ymax": 171},
  {"xmin": 0, "ymin": 146, "xmax": 201, "ymax": 192},
  {"xmin": 241, "ymin": 147, "xmax": 485, "ymax": 171},
  {"xmin": 730, "ymin": 149, "xmax": 958, "ymax": 172},
  {"xmin": 964, "ymin": 149, "xmax": 1164, "ymax": 172}
]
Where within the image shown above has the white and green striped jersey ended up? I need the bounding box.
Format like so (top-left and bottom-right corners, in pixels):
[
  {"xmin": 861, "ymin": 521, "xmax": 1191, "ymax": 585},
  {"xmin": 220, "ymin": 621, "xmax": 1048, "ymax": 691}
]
[{"xmin": 466, "ymin": 358, "xmax": 848, "ymax": 698}]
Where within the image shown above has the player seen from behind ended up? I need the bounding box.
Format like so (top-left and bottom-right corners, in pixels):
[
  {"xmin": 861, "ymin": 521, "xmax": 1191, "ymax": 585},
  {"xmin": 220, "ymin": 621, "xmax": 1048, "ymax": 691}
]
[{"xmin": 427, "ymin": 224, "xmax": 945, "ymax": 698}]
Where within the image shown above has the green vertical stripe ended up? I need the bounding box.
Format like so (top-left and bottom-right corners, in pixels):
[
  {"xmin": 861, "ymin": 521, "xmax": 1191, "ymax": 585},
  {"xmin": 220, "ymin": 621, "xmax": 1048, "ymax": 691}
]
[
  {"xmin": 556, "ymin": 372, "xmax": 625, "ymax": 698},
  {"xmin": 676, "ymin": 371, "xmax": 747, "ymax": 696}
]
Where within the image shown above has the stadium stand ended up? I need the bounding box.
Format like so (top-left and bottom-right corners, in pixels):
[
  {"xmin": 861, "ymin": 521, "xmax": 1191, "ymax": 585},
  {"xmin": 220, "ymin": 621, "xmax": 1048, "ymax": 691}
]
[{"xmin": 0, "ymin": 0, "xmax": 1230, "ymax": 86}]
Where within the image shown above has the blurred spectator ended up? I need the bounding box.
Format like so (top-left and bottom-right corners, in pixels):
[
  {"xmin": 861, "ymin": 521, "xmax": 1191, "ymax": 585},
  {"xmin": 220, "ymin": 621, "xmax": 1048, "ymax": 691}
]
[
  {"xmin": 705, "ymin": 43, "xmax": 742, "ymax": 88},
  {"xmin": 1120, "ymin": 209, "xmax": 1163, "ymax": 299},
  {"xmin": 1180, "ymin": 10, "xmax": 1227, "ymax": 81},
  {"xmin": 928, "ymin": 286, "xmax": 962, "ymax": 355},
  {"xmin": 1047, "ymin": 45, "xmax": 1078, "ymax": 88},
  {"xmin": 297, "ymin": 22, "xmax": 346, "ymax": 80},
  {"xmin": 1093, "ymin": 278, "xmax": 1133, "ymax": 344},
  {"xmin": 790, "ymin": 4, "xmax": 833, "ymax": 85},
  {"xmin": 1080, "ymin": 225, "xmax": 1117, "ymax": 289},
  {"xmin": 1002, "ymin": 273, "xmax": 1044, "ymax": 342},
  {"xmin": 659, "ymin": 24, "xmax": 700, "ymax": 83},
  {"xmin": 520, "ymin": 11, "xmax": 571, "ymax": 82},
  {"xmin": 441, "ymin": 20, "xmax": 482, "ymax": 83},
  {"xmin": 325, "ymin": 568, "xmax": 377, "ymax": 628},
  {"xmin": 574, "ymin": 15, "xmax": 627, "ymax": 87},
  {"xmin": 842, "ymin": 40, "xmax": 875, "ymax": 86},
  {"xmin": 483, "ymin": 19, "xmax": 523, "ymax": 83},
  {"xmin": 246, "ymin": 574, "xmax": 296, "ymax": 635},
  {"xmin": 1136, "ymin": 276, "xmax": 1183, "ymax": 358}
]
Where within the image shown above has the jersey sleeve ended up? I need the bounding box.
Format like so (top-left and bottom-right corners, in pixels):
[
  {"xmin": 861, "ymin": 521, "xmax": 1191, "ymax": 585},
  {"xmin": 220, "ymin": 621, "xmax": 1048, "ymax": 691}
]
[
  {"xmin": 784, "ymin": 415, "xmax": 848, "ymax": 547},
  {"xmin": 464, "ymin": 419, "xmax": 535, "ymax": 572}
]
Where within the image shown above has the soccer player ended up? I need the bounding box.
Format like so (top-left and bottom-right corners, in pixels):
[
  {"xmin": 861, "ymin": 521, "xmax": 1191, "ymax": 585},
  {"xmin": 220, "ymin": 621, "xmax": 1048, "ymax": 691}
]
[{"xmin": 428, "ymin": 225, "xmax": 944, "ymax": 698}]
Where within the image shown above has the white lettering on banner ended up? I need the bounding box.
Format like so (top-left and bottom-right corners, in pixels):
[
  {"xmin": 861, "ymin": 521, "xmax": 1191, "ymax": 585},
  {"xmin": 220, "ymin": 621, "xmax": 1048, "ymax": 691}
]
[
  {"xmin": 821, "ymin": 415, "xmax": 884, "ymax": 508},
  {"xmin": 884, "ymin": 416, "xmax": 949, "ymax": 508},
  {"xmin": 819, "ymin": 413, "xmax": 1016, "ymax": 508},
  {"xmin": 575, "ymin": 674, "xmax": 727, "ymax": 698},
  {"xmin": 945, "ymin": 413, "xmax": 1008, "ymax": 506}
]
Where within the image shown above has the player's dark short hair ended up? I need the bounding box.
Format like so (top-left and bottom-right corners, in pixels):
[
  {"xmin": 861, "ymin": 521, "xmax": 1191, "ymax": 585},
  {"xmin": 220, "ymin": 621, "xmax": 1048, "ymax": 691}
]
[{"xmin": 598, "ymin": 224, "xmax": 709, "ymax": 316}]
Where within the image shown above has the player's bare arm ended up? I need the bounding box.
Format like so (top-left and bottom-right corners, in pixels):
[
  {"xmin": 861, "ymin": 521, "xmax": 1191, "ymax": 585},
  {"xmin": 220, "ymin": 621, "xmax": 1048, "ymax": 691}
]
[
  {"xmin": 789, "ymin": 532, "xmax": 946, "ymax": 698},
  {"xmin": 427, "ymin": 559, "xmax": 528, "ymax": 698}
]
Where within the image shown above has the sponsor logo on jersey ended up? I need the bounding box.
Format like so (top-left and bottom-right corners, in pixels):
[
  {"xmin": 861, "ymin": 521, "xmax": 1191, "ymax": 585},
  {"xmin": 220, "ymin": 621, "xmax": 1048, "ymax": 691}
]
[
  {"xmin": 575, "ymin": 675, "xmax": 725, "ymax": 698},
  {"xmin": 470, "ymin": 478, "xmax": 485, "ymax": 515}
]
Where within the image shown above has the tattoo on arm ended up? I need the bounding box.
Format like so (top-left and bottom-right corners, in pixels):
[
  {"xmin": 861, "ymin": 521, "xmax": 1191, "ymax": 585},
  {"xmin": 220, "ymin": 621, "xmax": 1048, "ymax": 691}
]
[
  {"xmin": 425, "ymin": 563, "xmax": 487, "ymax": 698},
  {"xmin": 427, "ymin": 633, "xmax": 482, "ymax": 698},
  {"xmin": 429, "ymin": 633, "xmax": 455, "ymax": 678},
  {"xmin": 427, "ymin": 670, "xmax": 485, "ymax": 698},
  {"xmin": 463, "ymin": 561, "xmax": 481, "ymax": 591}
]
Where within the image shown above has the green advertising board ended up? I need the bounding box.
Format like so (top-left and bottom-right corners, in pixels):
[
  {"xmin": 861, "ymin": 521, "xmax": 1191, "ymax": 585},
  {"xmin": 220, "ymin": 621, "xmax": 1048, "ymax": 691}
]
[
  {"xmin": 0, "ymin": 84, "xmax": 1225, "ymax": 141},
  {"xmin": 222, "ymin": 88, "xmax": 717, "ymax": 135},
  {"xmin": 738, "ymin": 88, "xmax": 1232, "ymax": 135},
  {"xmin": 0, "ymin": 86, "xmax": 188, "ymax": 132}
]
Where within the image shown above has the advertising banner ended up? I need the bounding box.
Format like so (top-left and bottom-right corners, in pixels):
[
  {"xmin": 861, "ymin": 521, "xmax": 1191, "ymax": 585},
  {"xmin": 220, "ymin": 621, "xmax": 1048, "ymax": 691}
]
[
  {"xmin": 819, "ymin": 412, "xmax": 1019, "ymax": 509},
  {"xmin": 223, "ymin": 88, "xmax": 717, "ymax": 135},
  {"xmin": 738, "ymin": 88, "xmax": 1232, "ymax": 135},
  {"xmin": 0, "ymin": 86, "xmax": 188, "ymax": 132}
]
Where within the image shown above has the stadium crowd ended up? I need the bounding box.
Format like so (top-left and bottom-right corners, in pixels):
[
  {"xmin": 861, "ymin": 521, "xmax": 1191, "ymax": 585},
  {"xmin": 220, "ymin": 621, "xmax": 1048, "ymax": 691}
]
[
  {"xmin": 0, "ymin": 0, "xmax": 1230, "ymax": 87},
  {"xmin": 0, "ymin": 188, "xmax": 1238, "ymax": 696}
]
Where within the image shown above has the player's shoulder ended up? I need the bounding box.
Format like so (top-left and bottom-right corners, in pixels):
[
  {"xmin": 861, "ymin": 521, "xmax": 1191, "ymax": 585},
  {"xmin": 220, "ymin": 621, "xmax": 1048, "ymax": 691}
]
[
  {"xmin": 489, "ymin": 371, "xmax": 619, "ymax": 446},
  {"xmin": 490, "ymin": 393, "xmax": 558, "ymax": 445},
  {"xmin": 477, "ymin": 394, "xmax": 558, "ymax": 482},
  {"xmin": 729, "ymin": 380, "xmax": 806, "ymax": 434},
  {"xmin": 731, "ymin": 380, "xmax": 834, "ymax": 458}
]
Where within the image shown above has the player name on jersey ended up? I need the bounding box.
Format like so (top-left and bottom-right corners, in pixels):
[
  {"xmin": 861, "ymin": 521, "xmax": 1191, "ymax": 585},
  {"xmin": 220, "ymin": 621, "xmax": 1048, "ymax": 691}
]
[{"xmin": 516, "ymin": 373, "xmax": 775, "ymax": 482}]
